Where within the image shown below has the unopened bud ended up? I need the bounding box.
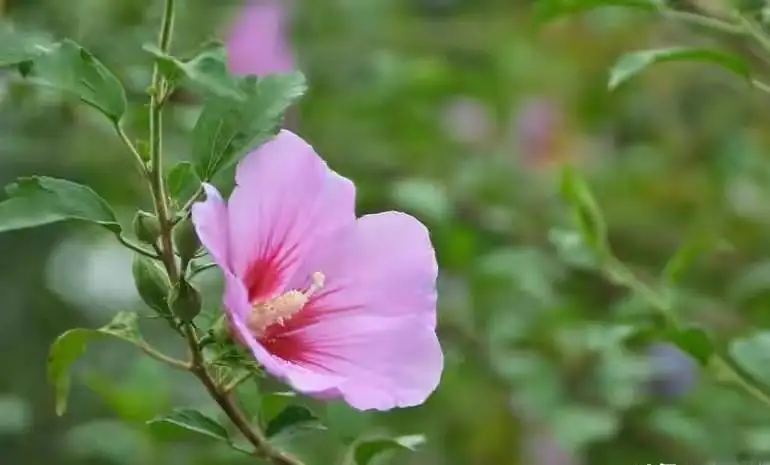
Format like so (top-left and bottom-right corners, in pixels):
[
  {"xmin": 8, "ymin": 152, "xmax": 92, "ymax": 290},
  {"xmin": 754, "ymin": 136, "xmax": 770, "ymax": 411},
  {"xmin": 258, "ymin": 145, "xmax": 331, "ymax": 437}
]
[
  {"xmin": 132, "ymin": 210, "xmax": 161, "ymax": 245},
  {"xmin": 132, "ymin": 254, "xmax": 172, "ymax": 318},
  {"xmin": 173, "ymin": 217, "xmax": 201, "ymax": 265},
  {"xmin": 169, "ymin": 278, "xmax": 202, "ymax": 323}
]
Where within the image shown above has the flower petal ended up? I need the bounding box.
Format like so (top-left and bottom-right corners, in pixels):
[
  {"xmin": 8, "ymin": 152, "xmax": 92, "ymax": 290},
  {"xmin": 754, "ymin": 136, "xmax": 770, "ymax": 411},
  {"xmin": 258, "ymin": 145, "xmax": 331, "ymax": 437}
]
[
  {"xmin": 286, "ymin": 211, "xmax": 438, "ymax": 327},
  {"xmin": 225, "ymin": 0, "xmax": 295, "ymax": 76},
  {"xmin": 191, "ymin": 183, "xmax": 231, "ymax": 271},
  {"xmin": 265, "ymin": 314, "xmax": 443, "ymax": 410},
  {"xmin": 227, "ymin": 130, "xmax": 356, "ymax": 302}
]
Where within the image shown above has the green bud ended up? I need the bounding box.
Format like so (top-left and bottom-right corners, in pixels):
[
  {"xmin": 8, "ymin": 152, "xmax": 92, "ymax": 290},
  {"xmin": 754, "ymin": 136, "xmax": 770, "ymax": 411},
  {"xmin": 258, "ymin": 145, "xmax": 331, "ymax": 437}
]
[
  {"xmin": 169, "ymin": 278, "xmax": 202, "ymax": 323},
  {"xmin": 132, "ymin": 210, "xmax": 161, "ymax": 245},
  {"xmin": 132, "ymin": 254, "xmax": 172, "ymax": 318},
  {"xmin": 173, "ymin": 217, "xmax": 201, "ymax": 265},
  {"xmin": 210, "ymin": 313, "xmax": 231, "ymax": 342}
]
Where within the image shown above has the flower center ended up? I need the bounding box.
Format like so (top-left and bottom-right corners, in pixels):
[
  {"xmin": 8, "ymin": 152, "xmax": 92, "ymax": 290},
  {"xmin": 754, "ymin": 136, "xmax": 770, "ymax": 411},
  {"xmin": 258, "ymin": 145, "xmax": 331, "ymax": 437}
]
[{"xmin": 247, "ymin": 271, "xmax": 325, "ymax": 336}]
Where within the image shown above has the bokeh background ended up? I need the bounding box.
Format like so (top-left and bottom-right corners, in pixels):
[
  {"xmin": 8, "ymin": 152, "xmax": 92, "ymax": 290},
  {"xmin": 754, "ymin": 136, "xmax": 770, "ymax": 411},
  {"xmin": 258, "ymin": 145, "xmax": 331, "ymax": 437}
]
[{"xmin": 3, "ymin": 0, "xmax": 770, "ymax": 464}]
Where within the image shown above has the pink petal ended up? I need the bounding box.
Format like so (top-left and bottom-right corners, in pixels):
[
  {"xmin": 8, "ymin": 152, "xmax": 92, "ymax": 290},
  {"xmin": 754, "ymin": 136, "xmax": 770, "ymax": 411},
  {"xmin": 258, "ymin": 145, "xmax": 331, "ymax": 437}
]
[
  {"xmin": 267, "ymin": 314, "xmax": 443, "ymax": 410},
  {"xmin": 191, "ymin": 183, "xmax": 231, "ymax": 271},
  {"xmin": 226, "ymin": 0, "xmax": 295, "ymax": 76},
  {"xmin": 286, "ymin": 211, "xmax": 438, "ymax": 327},
  {"xmin": 227, "ymin": 130, "xmax": 356, "ymax": 302}
]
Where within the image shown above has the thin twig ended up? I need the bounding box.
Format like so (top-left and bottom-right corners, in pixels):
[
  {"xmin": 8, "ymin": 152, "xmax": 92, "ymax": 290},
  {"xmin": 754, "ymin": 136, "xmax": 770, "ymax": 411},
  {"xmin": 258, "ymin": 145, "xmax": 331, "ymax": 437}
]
[
  {"xmin": 116, "ymin": 233, "xmax": 159, "ymax": 259},
  {"xmin": 114, "ymin": 122, "xmax": 147, "ymax": 174},
  {"xmin": 136, "ymin": 340, "xmax": 190, "ymax": 370}
]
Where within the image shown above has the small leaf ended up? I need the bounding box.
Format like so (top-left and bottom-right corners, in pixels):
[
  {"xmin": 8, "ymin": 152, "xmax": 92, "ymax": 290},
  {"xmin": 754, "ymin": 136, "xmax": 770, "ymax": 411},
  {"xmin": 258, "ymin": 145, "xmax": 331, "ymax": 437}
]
[
  {"xmin": 353, "ymin": 435, "xmax": 426, "ymax": 465},
  {"xmin": 0, "ymin": 25, "xmax": 54, "ymax": 67},
  {"xmin": 192, "ymin": 72, "xmax": 307, "ymax": 181},
  {"xmin": 663, "ymin": 236, "xmax": 730, "ymax": 285},
  {"xmin": 0, "ymin": 176, "xmax": 120, "ymax": 234},
  {"xmin": 558, "ymin": 166, "xmax": 607, "ymax": 255},
  {"xmin": 166, "ymin": 162, "xmax": 201, "ymax": 208},
  {"xmin": 20, "ymin": 39, "xmax": 126, "ymax": 122},
  {"xmin": 48, "ymin": 312, "xmax": 141, "ymax": 416},
  {"xmin": 548, "ymin": 228, "xmax": 598, "ymax": 269},
  {"xmin": 669, "ymin": 326, "xmax": 713, "ymax": 366},
  {"xmin": 148, "ymin": 409, "xmax": 230, "ymax": 443},
  {"xmin": 143, "ymin": 44, "xmax": 245, "ymax": 100},
  {"xmin": 534, "ymin": 0, "xmax": 655, "ymax": 24},
  {"xmin": 265, "ymin": 404, "xmax": 324, "ymax": 438},
  {"xmin": 729, "ymin": 332, "xmax": 770, "ymax": 388},
  {"xmin": 608, "ymin": 47, "xmax": 750, "ymax": 90}
]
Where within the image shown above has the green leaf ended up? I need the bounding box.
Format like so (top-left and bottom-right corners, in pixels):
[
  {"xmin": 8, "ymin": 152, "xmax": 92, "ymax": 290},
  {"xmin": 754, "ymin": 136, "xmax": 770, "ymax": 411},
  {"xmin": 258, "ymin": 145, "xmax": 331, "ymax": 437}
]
[
  {"xmin": 148, "ymin": 409, "xmax": 230, "ymax": 443},
  {"xmin": 353, "ymin": 435, "xmax": 426, "ymax": 465},
  {"xmin": 0, "ymin": 25, "xmax": 54, "ymax": 67},
  {"xmin": 534, "ymin": 0, "xmax": 654, "ymax": 23},
  {"xmin": 548, "ymin": 228, "xmax": 598, "ymax": 269},
  {"xmin": 48, "ymin": 312, "xmax": 141, "ymax": 416},
  {"xmin": 166, "ymin": 162, "xmax": 201, "ymax": 208},
  {"xmin": 0, "ymin": 176, "xmax": 120, "ymax": 234},
  {"xmin": 558, "ymin": 166, "xmax": 607, "ymax": 255},
  {"xmin": 192, "ymin": 72, "xmax": 307, "ymax": 181},
  {"xmin": 670, "ymin": 327, "xmax": 713, "ymax": 366},
  {"xmin": 325, "ymin": 401, "xmax": 373, "ymax": 444},
  {"xmin": 663, "ymin": 236, "xmax": 730, "ymax": 285},
  {"xmin": 265, "ymin": 404, "xmax": 324, "ymax": 438},
  {"xmin": 608, "ymin": 47, "xmax": 750, "ymax": 90},
  {"xmin": 143, "ymin": 44, "xmax": 245, "ymax": 100},
  {"xmin": 729, "ymin": 332, "xmax": 770, "ymax": 387},
  {"xmin": 20, "ymin": 39, "xmax": 126, "ymax": 122}
]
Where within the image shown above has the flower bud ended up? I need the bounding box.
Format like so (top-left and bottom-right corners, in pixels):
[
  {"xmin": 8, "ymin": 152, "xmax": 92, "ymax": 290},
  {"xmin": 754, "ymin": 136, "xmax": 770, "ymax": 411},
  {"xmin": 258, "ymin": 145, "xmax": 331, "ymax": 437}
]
[
  {"xmin": 132, "ymin": 254, "xmax": 172, "ymax": 318},
  {"xmin": 645, "ymin": 342, "xmax": 699, "ymax": 401},
  {"xmin": 132, "ymin": 210, "xmax": 161, "ymax": 245},
  {"xmin": 173, "ymin": 217, "xmax": 201, "ymax": 265},
  {"xmin": 169, "ymin": 278, "xmax": 202, "ymax": 323}
]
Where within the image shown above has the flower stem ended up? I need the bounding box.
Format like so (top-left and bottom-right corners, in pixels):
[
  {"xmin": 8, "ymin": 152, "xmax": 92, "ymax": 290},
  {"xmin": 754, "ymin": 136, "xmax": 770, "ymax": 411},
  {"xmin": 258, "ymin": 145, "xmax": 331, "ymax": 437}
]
[
  {"xmin": 143, "ymin": 2, "xmax": 304, "ymax": 463},
  {"xmin": 137, "ymin": 339, "xmax": 190, "ymax": 370}
]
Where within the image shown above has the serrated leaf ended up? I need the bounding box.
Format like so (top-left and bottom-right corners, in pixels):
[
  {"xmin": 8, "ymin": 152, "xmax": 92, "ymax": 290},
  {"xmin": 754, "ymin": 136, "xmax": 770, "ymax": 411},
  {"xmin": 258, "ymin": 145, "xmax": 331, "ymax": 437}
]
[
  {"xmin": 0, "ymin": 25, "xmax": 54, "ymax": 67},
  {"xmin": 192, "ymin": 72, "xmax": 307, "ymax": 181},
  {"xmin": 353, "ymin": 435, "xmax": 426, "ymax": 465},
  {"xmin": 148, "ymin": 408, "xmax": 230, "ymax": 443},
  {"xmin": 48, "ymin": 312, "xmax": 141, "ymax": 416},
  {"xmin": 534, "ymin": 0, "xmax": 655, "ymax": 24},
  {"xmin": 265, "ymin": 404, "xmax": 324, "ymax": 438},
  {"xmin": 166, "ymin": 162, "xmax": 201, "ymax": 208},
  {"xmin": 143, "ymin": 44, "xmax": 245, "ymax": 100},
  {"xmin": 608, "ymin": 47, "xmax": 750, "ymax": 90},
  {"xmin": 0, "ymin": 176, "xmax": 120, "ymax": 234},
  {"xmin": 20, "ymin": 39, "xmax": 126, "ymax": 122},
  {"xmin": 558, "ymin": 166, "xmax": 607, "ymax": 255}
]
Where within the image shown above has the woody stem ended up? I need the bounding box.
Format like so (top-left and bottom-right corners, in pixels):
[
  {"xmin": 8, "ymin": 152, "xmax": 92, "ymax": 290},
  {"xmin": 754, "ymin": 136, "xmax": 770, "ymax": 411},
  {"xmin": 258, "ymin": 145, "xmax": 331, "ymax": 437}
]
[{"xmin": 145, "ymin": 1, "xmax": 304, "ymax": 463}]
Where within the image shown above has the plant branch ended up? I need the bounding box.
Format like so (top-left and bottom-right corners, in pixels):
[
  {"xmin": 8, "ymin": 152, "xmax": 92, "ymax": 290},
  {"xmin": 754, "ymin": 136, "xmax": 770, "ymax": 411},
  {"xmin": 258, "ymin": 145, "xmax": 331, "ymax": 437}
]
[
  {"xmin": 116, "ymin": 233, "xmax": 159, "ymax": 259},
  {"xmin": 602, "ymin": 257, "xmax": 770, "ymax": 409},
  {"xmin": 137, "ymin": 339, "xmax": 190, "ymax": 370},
  {"xmin": 114, "ymin": 123, "xmax": 147, "ymax": 173}
]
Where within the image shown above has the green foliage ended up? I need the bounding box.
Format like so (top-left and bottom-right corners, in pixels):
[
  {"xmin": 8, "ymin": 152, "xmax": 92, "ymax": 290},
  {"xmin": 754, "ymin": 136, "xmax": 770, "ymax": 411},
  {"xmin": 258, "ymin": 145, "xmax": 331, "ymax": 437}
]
[
  {"xmin": 350, "ymin": 435, "xmax": 426, "ymax": 465},
  {"xmin": 608, "ymin": 48, "xmax": 751, "ymax": 90},
  {"xmin": 18, "ymin": 39, "xmax": 127, "ymax": 122},
  {"xmin": 143, "ymin": 43, "xmax": 245, "ymax": 100},
  {"xmin": 0, "ymin": 177, "xmax": 120, "ymax": 234},
  {"xmin": 558, "ymin": 166, "xmax": 608, "ymax": 255},
  {"xmin": 47, "ymin": 312, "xmax": 141, "ymax": 416},
  {"xmin": 148, "ymin": 408, "xmax": 231, "ymax": 444},
  {"xmin": 168, "ymin": 278, "xmax": 202, "ymax": 322},
  {"xmin": 167, "ymin": 162, "xmax": 202, "ymax": 209},
  {"xmin": 265, "ymin": 405, "xmax": 324, "ymax": 438},
  {"xmin": 192, "ymin": 72, "xmax": 307, "ymax": 181}
]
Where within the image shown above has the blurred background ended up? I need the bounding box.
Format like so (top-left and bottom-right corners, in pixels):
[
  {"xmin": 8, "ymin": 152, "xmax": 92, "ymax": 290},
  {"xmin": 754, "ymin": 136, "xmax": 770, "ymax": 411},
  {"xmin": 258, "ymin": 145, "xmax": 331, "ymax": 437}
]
[{"xmin": 3, "ymin": 0, "xmax": 770, "ymax": 464}]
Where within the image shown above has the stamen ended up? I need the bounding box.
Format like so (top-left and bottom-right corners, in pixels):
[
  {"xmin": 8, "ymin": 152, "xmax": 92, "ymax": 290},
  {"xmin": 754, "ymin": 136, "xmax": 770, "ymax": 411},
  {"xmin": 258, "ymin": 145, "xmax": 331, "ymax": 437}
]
[{"xmin": 247, "ymin": 271, "xmax": 325, "ymax": 336}]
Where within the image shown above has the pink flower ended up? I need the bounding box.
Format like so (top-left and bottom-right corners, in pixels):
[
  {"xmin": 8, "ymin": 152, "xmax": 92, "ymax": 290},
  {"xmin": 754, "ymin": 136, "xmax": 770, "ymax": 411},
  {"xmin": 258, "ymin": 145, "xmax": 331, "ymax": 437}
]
[
  {"xmin": 191, "ymin": 130, "xmax": 443, "ymax": 410},
  {"xmin": 225, "ymin": 0, "xmax": 296, "ymax": 76}
]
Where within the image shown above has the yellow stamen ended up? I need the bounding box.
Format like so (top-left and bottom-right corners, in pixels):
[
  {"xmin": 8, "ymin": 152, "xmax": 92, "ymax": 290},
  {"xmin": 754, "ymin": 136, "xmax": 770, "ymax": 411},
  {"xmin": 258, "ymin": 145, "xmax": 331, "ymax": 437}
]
[{"xmin": 247, "ymin": 272, "xmax": 325, "ymax": 336}]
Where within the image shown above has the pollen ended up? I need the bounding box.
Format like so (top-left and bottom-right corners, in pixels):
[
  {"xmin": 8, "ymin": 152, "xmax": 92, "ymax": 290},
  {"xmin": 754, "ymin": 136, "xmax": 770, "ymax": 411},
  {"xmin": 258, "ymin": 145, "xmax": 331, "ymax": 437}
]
[{"xmin": 247, "ymin": 272, "xmax": 325, "ymax": 336}]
